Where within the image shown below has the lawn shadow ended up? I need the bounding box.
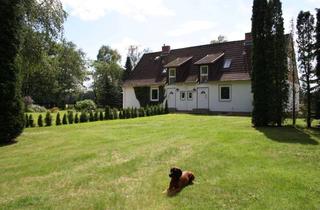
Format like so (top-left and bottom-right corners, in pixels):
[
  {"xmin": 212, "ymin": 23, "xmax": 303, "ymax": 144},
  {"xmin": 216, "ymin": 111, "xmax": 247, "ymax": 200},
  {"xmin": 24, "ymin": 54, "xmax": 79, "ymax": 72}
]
[
  {"xmin": 256, "ymin": 126, "xmax": 319, "ymax": 145},
  {"xmin": 0, "ymin": 140, "xmax": 17, "ymax": 147}
]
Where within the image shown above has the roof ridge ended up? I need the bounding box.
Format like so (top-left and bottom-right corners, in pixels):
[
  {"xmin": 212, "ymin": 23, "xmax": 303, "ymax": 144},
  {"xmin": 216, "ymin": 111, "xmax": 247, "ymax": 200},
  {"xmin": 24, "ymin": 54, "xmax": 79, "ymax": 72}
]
[{"xmin": 144, "ymin": 39, "xmax": 245, "ymax": 55}]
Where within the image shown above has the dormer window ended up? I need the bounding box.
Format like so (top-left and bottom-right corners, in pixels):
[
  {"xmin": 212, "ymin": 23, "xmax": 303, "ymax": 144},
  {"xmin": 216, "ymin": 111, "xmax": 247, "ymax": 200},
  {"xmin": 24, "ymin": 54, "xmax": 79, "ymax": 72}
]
[
  {"xmin": 200, "ymin": 65, "xmax": 209, "ymax": 83},
  {"xmin": 169, "ymin": 68, "xmax": 176, "ymax": 85},
  {"xmin": 223, "ymin": 59, "xmax": 232, "ymax": 69}
]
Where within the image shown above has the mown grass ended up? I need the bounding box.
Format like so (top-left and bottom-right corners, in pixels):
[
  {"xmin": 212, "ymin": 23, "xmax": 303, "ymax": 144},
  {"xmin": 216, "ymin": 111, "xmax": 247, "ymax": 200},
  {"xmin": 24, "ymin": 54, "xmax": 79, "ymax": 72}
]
[{"xmin": 0, "ymin": 114, "xmax": 319, "ymax": 210}]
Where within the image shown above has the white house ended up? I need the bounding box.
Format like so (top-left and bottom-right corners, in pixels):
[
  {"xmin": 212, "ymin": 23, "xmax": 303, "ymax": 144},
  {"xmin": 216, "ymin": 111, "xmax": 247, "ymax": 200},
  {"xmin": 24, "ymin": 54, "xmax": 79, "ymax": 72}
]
[{"xmin": 122, "ymin": 33, "xmax": 299, "ymax": 115}]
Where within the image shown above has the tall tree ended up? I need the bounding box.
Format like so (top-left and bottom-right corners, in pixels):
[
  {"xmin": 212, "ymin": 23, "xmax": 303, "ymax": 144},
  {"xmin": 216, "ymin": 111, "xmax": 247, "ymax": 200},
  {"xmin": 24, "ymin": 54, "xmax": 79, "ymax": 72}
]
[
  {"xmin": 0, "ymin": 0, "xmax": 25, "ymax": 143},
  {"xmin": 123, "ymin": 56, "xmax": 133, "ymax": 81},
  {"xmin": 251, "ymin": 0, "xmax": 270, "ymax": 126},
  {"xmin": 268, "ymin": 0, "xmax": 288, "ymax": 126},
  {"xmin": 315, "ymin": 9, "xmax": 320, "ymax": 121},
  {"xmin": 93, "ymin": 46, "xmax": 123, "ymax": 108},
  {"xmin": 296, "ymin": 11, "xmax": 315, "ymax": 128}
]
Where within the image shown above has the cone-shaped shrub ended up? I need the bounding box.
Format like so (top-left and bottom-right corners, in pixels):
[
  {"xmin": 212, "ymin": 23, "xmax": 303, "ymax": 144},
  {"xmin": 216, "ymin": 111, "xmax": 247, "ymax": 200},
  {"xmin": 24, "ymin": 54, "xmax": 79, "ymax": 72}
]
[
  {"xmin": 45, "ymin": 112, "xmax": 52, "ymax": 126},
  {"xmin": 80, "ymin": 112, "xmax": 88, "ymax": 123},
  {"xmin": 38, "ymin": 114, "xmax": 43, "ymax": 127},
  {"xmin": 56, "ymin": 112, "xmax": 62, "ymax": 126},
  {"xmin": 62, "ymin": 114, "xmax": 68, "ymax": 125},
  {"xmin": 25, "ymin": 114, "xmax": 29, "ymax": 128},
  {"xmin": 68, "ymin": 111, "xmax": 74, "ymax": 124},
  {"xmin": 99, "ymin": 111, "xmax": 104, "ymax": 121},
  {"xmin": 113, "ymin": 109, "xmax": 118, "ymax": 119},
  {"xmin": 165, "ymin": 101, "xmax": 169, "ymax": 114},
  {"xmin": 119, "ymin": 110, "xmax": 123, "ymax": 119},
  {"xmin": 105, "ymin": 106, "xmax": 111, "ymax": 120},
  {"xmin": 94, "ymin": 112, "xmax": 98, "ymax": 121},
  {"xmin": 29, "ymin": 115, "xmax": 35, "ymax": 127},
  {"xmin": 75, "ymin": 113, "xmax": 79, "ymax": 123},
  {"xmin": 89, "ymin": 111, "xmax": 94, "ymax": 122}
]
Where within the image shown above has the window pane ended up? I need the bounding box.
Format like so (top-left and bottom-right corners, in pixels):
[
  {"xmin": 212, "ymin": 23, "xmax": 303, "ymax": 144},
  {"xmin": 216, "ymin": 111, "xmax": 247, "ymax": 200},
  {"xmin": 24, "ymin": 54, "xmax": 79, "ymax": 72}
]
[
  {"xmin": 188, "ymin": 92, "xmax": 193, "ymax": 100},
  {"xmin": 180, "ymin": 92, "xmax": 186, "ymax": 100},
  {"xmin": 151, "ymin": 89, "xmax": 158, "ymax": 100},
  {"xmin": 223, "ymin": 59, "xmax": 232, "ymax": 68},
  {"xmin": 169, "ymin": 69, "xmax": 176, "ymax": 77},
  {"xmin": 200, "ymin": 66, "xmax": 208, "ymax": 75},
  {"xmin": 221, "ymin": 87, "xmax": 230, "ymax": 100},
  {"xmin": 169, "ymin": 78, "xmax": 176, "ymax": 85}
]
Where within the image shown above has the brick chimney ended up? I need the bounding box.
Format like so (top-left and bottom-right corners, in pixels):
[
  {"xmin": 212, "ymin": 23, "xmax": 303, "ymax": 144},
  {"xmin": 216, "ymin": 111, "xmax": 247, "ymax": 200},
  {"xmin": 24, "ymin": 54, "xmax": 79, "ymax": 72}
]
[
  {"xmin": 244, "ymin": 32, "xmax": 252, "ymax": 46},
  {"xmin": 162, "ymin": 44, "xmax": 170, "ymax": 55}
]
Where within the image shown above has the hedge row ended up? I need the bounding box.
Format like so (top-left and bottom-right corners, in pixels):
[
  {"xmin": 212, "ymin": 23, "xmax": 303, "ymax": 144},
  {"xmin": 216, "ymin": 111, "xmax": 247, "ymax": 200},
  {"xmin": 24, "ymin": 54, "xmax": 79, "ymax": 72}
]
[{"xmin": 24, "ymin": 104, "xmax": 169, "ymax": 128}]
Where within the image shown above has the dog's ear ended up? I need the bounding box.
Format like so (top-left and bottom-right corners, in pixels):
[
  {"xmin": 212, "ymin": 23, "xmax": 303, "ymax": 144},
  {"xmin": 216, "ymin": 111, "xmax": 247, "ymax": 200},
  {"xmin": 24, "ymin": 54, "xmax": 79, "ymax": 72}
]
[{"xmin": 169, "ymin": 167, "xmax": 182, "ymax": 179}]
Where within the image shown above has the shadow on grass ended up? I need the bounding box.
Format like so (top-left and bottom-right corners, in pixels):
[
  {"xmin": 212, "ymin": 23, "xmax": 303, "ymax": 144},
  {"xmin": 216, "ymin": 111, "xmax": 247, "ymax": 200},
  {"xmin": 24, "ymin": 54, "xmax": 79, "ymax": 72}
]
[
  {"xmin": 0, "ymin": 140, "xmax": 17, "ymax": 147},
  {"xmin": 256, "ymin": 126, "xmax": 319, "ymax": 145}
]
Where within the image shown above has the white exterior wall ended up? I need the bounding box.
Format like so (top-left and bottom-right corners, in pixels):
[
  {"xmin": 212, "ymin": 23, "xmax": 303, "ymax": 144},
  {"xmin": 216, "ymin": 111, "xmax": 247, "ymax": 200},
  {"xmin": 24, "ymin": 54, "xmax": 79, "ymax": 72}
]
[
  {"xmin": 166, "ymin": 80, "xmax": 253, "ymax": 113},
  {"xmin": 122, "ymin": 87, "xmax": 140, "ymax": 108}
]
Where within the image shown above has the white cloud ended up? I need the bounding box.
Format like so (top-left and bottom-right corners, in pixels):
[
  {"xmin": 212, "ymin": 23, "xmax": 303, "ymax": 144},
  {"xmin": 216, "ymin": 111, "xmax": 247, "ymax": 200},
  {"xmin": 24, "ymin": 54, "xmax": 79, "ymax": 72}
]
[
  {"xmin": 61, "ymin": 0, "xmax": 175, "ymax": 21},
  {"xmin": 168, "ymin": 20, "xmax": 216, "ymax": 37}
]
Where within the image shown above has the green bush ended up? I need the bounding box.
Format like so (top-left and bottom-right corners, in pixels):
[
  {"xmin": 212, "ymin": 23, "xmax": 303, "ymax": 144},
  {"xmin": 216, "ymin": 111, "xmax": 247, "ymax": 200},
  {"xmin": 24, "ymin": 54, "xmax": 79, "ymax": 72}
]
[
  {"xmin": 25, "ymin": 114, "xmax": 29, "ymax": 128},
  {"xmin": 89, "ymin": 111, "xmax": 94, "ymax": 122},
  {"xmin": 56, "ymin": 113, "xmax": 62, "ymax": 126},
  {"xmin": 75, "ymin": 113, "xmax": 79, "ymax": 123},
  {"xmin": 105, "ymin": 106, "xmax": 111, "ymax": 120},
  {"xmin": 50, "ymin": 107, "xmax": 59, "ymax": 113},
  {"xmin": 26, "ymin": 104, "xmax": 47, "ymax": 113},
  {"xmin": 38, "ymin": 114, "xmax": 43, "ymax": 127},
  {"xmin": 99, "ymin": 111, "xmax": 104, "ymax": 121},
  {"xmin": 165, "ymin": 101, "xmax": 169, "ymax": 114},
  {"xmin": 45, "ymin": 112, "xmax": 52, "ymax": 126},
  {"xmin": 80, "ymin": 112, "xmax": 88, "ymax": 123},
  {"xmin": 28, "ymin": 115, "xmax": 35, "ymax": 127},
  {"xmin": 94, "ymin": 112, "xmax": 99, "ymax": 121},
  {"xmin": 119, "ymin": 110, "xmax": 124, "ymax": 119},
  {"xmin": 62, "ymin": 114, "xmax": 68, "ymax": 125},
  {"xmin": 113, "ymin": 109, "xmax": 118, "ymax": 119},
  {"xmin": 68, "ymin": 111, "xmax": 74, "ymax": 124},
  {"xmin": 139, "ymin": 108, "xmax": 145, "ymax": 117},
  {"xmin": 75, "ymin": 100, "xmax": 96, "ymax": 112}
]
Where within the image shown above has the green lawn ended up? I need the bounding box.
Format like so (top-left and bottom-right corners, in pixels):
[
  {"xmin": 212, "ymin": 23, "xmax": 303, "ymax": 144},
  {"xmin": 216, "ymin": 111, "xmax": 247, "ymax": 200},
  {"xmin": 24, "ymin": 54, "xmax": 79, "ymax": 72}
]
[{"xmin": 0, "ymin": 114, "xmax": 319, "ymax": 210}]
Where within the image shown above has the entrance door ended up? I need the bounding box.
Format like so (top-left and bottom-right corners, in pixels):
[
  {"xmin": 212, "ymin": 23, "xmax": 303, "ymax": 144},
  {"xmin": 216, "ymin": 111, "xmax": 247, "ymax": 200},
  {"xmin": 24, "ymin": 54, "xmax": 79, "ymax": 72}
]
[
  {"xmin": 167, "ymin": 88, "xmax": 176, "ymax": 109},
  {"xmin": 197, "ymin": 87, "xmax": 209, "ymax": 109}
]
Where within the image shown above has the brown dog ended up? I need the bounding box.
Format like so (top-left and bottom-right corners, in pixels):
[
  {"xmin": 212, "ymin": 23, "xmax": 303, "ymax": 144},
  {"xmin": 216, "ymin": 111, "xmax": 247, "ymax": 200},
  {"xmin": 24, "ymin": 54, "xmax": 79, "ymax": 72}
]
[{"xmin": 165, "ymin": 167, "xmax": 195, "ymax": 196}]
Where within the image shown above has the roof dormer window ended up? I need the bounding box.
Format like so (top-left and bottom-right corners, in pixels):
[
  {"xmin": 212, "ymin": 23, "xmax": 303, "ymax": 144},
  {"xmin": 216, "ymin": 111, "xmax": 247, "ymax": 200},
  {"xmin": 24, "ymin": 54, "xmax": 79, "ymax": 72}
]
[
  {"xmin": 200, "ymin": 65, "xmax": 209, "ymax": 83},
  {"xmin": 223, "ymin": 59, "xmax": 232, "ymax": 69},
  {"xmin": 168, "ymin": 68, "xmax": 176, "ymax": 85}
]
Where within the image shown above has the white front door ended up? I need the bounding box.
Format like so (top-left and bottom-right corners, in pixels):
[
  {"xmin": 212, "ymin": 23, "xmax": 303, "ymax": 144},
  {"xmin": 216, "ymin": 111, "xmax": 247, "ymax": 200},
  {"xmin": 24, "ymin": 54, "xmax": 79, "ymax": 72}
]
[
  {"xmin": 167, "ymin": 88, "xmax": 176, "ymax": 108},
  {"xmin": 197, "ymin": 87, "xmax": 209, "ymax": 109}
]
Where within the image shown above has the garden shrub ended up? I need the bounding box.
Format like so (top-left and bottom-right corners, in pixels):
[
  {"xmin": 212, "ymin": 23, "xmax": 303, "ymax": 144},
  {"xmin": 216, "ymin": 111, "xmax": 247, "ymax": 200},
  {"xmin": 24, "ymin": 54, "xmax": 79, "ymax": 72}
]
[
  {"xmin": 139, "ymin": 108, "xmax": 145, "ymax": 117},
  {"xmin": 56, "ymin": 112, "xmax": 62, "ymax": 126},
  {"xmin": 89, "ymin": 111, "xmax": 94, "ymax": 122},
  {"xmin": 105, "ymin": 106, "xmax": 111, "ymax": 120},
  {"xmin": 75, "ymin": 113, "xmax": 79, "ymax": 123},
  {"xmin": 25, "ymin": 114, "xmax": 29, "ymax": 128},
  {"xmin": 50, "ymin": 107, "xmax": 59, "ymax": 113},
  {"xmin": 99, "ymin": 111, "xmax": 104, "ymax": 121},
  {"xmin": 38, "ymin": 114, "xmax": 43, "ymax": 127},
  {"xmin": 119, "ymin": 110, "xmax": 123, "ymax": 119},
  {"xmin": 28, "ymin": 115, "xmax": 35, "ymax": 127},
  {"xmin": 113, "ymin": 109, "xmax": 118, "ymax": 119},
  {"xmin": 26, "ymin": 104, "xmax": 47, "ymax": 113},
  {"xmin": 45, "ymin": 112, "xmax": 52, "ymax": 126},
  {"xmin": 165, "ymin": 101, "xmax": 169, "ymax": 114},
  {"xmin": 80, "ymin": 112, "xmax": 88, "ymax": 123},
  {"xmin": 94, "ymin": 112, "xmax": 99, "ymax": 121},
  {"xmin": 68, "ymin": 111, "xmax": 74, "ymax": 124},
  {"xmin": 62, "ymin": 114, "xmax": 68, "ymax": 125},
  {"xmin": 75, "ymin": 100, "xmax": 96, "ymax": 112}
]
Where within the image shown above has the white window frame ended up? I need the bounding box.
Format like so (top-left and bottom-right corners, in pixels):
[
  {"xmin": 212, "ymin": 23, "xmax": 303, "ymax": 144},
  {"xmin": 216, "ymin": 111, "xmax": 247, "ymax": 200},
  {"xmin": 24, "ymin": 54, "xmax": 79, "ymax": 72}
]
[
  {"xmin": 180, "ymin": 91, "xmax": 186, "ymax": 101},
  {"xmin": 169, "ymin": 68, "xmax": 176, "ymax": 84},
  {"xmin": 150, "ymin": 87, "xmax": 159, "ymax": 102},
  {"xmin": 200, "ymin": 65, "xmax": 209, "ymax": 83},
  {"xmin": 187, "ymin": 91, "xmax": 193, "ymax": 101},
  {"xmin": 219, "ymin": 85, "xmax": 232, "ymax": 102},
  {"xmin": 223, "ymin": 59, "xmax": 232, "ymax": 69}
]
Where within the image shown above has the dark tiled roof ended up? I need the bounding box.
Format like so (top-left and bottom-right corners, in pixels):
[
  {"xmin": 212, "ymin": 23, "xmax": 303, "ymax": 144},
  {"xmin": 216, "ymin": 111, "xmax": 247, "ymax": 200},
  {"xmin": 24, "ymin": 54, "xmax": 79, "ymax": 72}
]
[
  {"xmin": 164, "ymin": 56, "xmax": 193, "ymax": 68},
  {"xmin": 194, "ymin": 53, "xmax": 225, "ymax": 65},
  {"xmin": 123, "ymin": 40, "xmax": 251, "ymax": 86}
]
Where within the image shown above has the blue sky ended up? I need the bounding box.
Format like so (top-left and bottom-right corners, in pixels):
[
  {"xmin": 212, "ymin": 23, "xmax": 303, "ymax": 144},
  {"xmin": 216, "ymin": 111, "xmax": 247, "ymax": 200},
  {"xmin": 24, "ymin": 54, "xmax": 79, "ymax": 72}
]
[{"xmin": 62, "ymin": 0, "xmax": 320, "ymax": 65}]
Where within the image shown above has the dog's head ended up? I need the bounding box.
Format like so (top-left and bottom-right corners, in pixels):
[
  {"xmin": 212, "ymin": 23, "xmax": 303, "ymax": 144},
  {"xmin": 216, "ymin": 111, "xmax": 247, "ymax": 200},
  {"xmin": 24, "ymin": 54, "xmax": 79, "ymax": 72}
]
[{"xmin": 169, "ymin": 167, "xmax": 182, "ymax": 179}]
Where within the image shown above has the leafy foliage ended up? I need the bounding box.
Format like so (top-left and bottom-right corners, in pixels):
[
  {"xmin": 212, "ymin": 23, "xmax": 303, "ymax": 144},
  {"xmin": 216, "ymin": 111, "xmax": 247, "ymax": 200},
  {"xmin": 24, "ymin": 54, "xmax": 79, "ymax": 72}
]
[
  {"xmin": 80, "ymin": 112, "xmax": 88, "ymax": 123},
  {"xmin": 45, "ymin": 112, "xmax": 52, "ymax": 126},
  {"xmin": 56, "ymin": 112, "xmax": 62, "ymax": 126},
  {"xmin": 75, "ymin": 100, "xmax": 96, "ymax": 112},
  {"xmin": 68, "ymin": 111, "xmax": 74, "ymax": 124},
  {"xmin": 29, "ymin": 114, "xmax": 35, "ymax": 127},
  {"xmin": 38, "ymin": 114, "xmax": 43, "ymax": 127},
  {"xmin": 62, "ymin": 114, "xmax": 67, "ymax": 125},
  {"xmin": 75, "ymin": 113, "xmax": 79, "ymax": 124},
  {"xmin": 0, "ymin": 0, "xmax": 25, "ymax": 143},
  {"xmin": 297, "ymin": 11, "xmax": 315, "ymax": 128}
]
